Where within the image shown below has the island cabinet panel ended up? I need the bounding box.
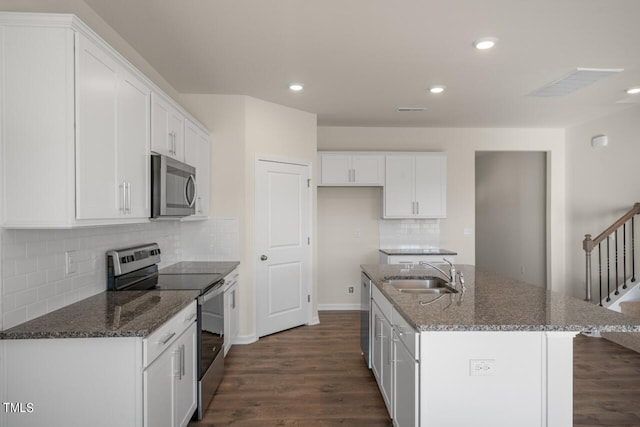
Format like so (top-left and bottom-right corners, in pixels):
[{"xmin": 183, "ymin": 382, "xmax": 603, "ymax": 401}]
[
  {"xmin": 419, "ymin": 332, "xmax": 544, "ymax": 427},
  {"xmin": 371, "ymin": 301, "xmax": 393, "ymax": 413}
]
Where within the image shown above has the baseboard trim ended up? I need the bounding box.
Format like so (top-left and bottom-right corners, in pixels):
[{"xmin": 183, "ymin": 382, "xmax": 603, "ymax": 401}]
[
  {"xmin": 233, "ymin": 333, "xmax": 257, "ymax": 345},
  {"xmin": 318, "ymin": 304, "xmax": 360, "ymax": 311}
]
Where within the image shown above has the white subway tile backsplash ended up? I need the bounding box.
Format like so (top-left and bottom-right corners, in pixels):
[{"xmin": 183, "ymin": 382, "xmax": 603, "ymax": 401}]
[
  {"xmin": 2, "ymin": 217, "xmax": 239, "ymax": 330},
  {"xmin": 4, "ymin": 276, "xmax": 27, "ymax": 294},
  {"xmin": 14, "ymin": 289, "xmax": 37, "ymax": 308},
  {"xmin": 379, "ymin": 219, "xmax": 441, "ymax": 249},
  {"xmin": 26, "ymin": 301, "xmax": 47, "ymax": 319},
  {"xmin": 27, "ymin": 271, "xmax": 47, "ymax": 288}
]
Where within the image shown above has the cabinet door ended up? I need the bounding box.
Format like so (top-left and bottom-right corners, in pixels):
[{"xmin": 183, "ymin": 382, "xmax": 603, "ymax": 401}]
[
  {"xmin": 319, "ymin": 154, "xmax": 352, "ymax": 185},
  {"xmin": 384, "ymin": 155, "xmax": 415, "ymax": 218},
  {"xmin": 143, "ymin": 346, "xmax": 174, "ymax": 427},
  {"xmin": 75, "ymin": 34, "xmax": 119, "ymax": 219},
  {"xmin": 352, "ymin": 155, "xmax": 384, "ymax": 185},
  {"xmin": 185, "ymin": 120, "xmax": 210, "ymax": 218},
  {"xmin": 393, "ymin": 332, "xmax": 418, "ymax": 427},
  {"xmin": 117, "ymin": 69, "xmax": 150, "ymax": 218},
  {"xmin": 174, "ymin": 323, "xmax": 197, "ymax": 427},
  {"xmin": 372, "ymin": 302, "xmax": 392, "ymax": 414},
  {"xmin": 414, "ymin": 154, "xmax": 447, "ymax": 218},
  {"xmin": 151, "ymin": 93, "xmax": 185, "ymax": 161}
]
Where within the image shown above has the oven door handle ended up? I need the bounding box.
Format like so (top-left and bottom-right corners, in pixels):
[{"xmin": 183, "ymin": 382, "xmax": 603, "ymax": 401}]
[{"xmin": 199, "ymin": 280, "xmax": 225, "ymax": 303}]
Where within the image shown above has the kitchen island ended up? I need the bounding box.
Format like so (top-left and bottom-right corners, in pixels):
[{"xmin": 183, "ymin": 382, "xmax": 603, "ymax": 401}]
[{"xmin": 361, "ymin": 263, "xmax": 640, "ymax": 427}]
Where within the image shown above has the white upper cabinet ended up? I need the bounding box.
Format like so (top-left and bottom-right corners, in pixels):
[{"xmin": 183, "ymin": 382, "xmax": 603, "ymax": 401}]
[
  {"xmin": 0, "ymin": 13, "xmax": 206, "ymax": 228},
  {"xmin": 184, "ymin": 119, "xmax": 211, "ymax": 219},
  {"xmin": 151, "ymin": 93, "xmax": 185, "ymax": 161},
  {"xmin": 384, "ymin": 153, "xmax": 447, "ymax": 219},
  {"xmin": 75, "ymin": 35, "xmax": 150, "ymax": 221},
  {"xmin": 318, "ymin": 152, "xmax": 384, "ymax": 186}
]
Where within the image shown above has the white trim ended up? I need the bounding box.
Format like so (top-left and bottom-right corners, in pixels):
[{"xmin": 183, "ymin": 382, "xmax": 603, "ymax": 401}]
[
  {"xmin": 309, "ymin": 315, "xmax": 320, "ymax": 325},
  {"xmin": 233, "ymin": 333, "xmax": 258, "ymax": 346},
  {"xmin": 318, "ymin": 304, "xmax": 361, "ymax": 311}
]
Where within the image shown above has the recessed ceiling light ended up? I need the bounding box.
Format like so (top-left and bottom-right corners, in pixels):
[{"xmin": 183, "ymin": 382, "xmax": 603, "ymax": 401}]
[
  {"xmin": 289, "ymin": 83, "xmax": 304, "ymax": 91},
  {"xmin": 429, "ymin": 86, "xmax": 445, "ymax": 94},
  {"xmin": 473, "ymin": 37, "xmax": 498, "ymax": 50},
  {"xmin": 626, "ymin": 87, "xmax": 640, "ymax": 95}
]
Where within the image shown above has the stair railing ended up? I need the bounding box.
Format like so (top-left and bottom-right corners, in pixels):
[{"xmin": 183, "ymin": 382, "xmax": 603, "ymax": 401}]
[{"xmin": 583, "ymin": 203, "xmax": 640, "ymax": 304}]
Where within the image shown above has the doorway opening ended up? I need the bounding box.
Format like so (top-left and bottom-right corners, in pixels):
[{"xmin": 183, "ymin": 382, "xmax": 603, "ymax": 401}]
[{"xmin": 475, "ymin": 151, "xmax": 547, "ymax": 287}]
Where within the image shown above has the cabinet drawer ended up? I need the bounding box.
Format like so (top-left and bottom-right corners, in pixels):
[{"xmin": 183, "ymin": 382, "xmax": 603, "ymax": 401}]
[
  {"xmin": 392, "ymin": 307, "xmax": 418, "ymax": 359},
  {"xmin": 143, "ymin": 301, "xmax": 197, "ymax": 368},
  {"xmin": 372, "ymin": 284, "xmax": 393, "ymax": 321}
]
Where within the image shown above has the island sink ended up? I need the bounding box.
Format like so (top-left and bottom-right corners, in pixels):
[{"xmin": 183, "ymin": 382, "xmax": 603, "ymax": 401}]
[{"xmin": 384, "ymin": 276, "xmax": 458, "ymax": 294}]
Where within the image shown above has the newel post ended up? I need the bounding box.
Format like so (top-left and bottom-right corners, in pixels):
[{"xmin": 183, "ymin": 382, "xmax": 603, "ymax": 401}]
[{"xmin": 584, "ymin": 234, "xmax": 593, "ymax": 302}]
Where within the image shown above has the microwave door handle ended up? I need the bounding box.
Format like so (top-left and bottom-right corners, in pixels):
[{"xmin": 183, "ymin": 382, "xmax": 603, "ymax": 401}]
[{"xmin": 185, "ymin": 174, "xmax": 197, "ymax": 208}]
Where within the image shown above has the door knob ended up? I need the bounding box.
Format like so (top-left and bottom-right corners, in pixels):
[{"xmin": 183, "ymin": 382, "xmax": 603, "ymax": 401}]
[{"xmin": 260, "ymin": 255, "xmax": 268, "ymax": 261}]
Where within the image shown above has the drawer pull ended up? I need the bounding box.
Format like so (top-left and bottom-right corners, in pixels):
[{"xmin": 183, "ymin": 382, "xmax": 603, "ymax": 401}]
[
  {"xmin": 159, "ymin": 332, "xmax": 176, "ymax": 345},
  {"xmin": 185, "ymin": 313, "xmax": 197, "ymax": 322}
]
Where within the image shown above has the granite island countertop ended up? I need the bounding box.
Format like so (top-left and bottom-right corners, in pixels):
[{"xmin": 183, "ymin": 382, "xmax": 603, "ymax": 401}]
[
  {"xmin": 0, "ymin": 290, "xmax": 199, "ymax": 340},
  {"xmin": 379, "ymin": 248, "xmax": 457, "ymax": 256},
  {"xmin": 362, "ymin": 263, "xmax": 640, "ymax": 333}
]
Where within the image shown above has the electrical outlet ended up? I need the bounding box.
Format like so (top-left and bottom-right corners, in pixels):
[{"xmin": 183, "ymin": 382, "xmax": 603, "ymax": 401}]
[
  {"xmin": 469, "ymin": 359, "xmax": 495, "ymax": 376},
  {"xmin": 348, "ymin": 286, "xmax": 354, "ymax": 294},
  {"xmin": 65, "ymin": 251, "xmax": 77, "ymax": 276}
]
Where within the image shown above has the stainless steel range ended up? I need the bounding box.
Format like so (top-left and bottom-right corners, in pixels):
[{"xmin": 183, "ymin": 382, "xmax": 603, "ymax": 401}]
[{"xmin": 106, "ymin": 243, "xmax": 225, "ymax": 421}]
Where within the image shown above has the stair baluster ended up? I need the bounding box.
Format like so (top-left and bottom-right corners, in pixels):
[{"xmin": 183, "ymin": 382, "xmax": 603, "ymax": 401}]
[
  {"xmin": 623, "ymin": 223, "xmax": 627, "ymax": 290},
  {"xmin": 615, "ymin": 229, "xmax": 619, "ymax": 295}
]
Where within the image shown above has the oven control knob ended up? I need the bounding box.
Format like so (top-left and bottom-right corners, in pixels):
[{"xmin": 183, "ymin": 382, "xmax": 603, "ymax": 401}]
[{"xmin": 260, "ymin": 255, "xmax": 268, "ymax": 261}]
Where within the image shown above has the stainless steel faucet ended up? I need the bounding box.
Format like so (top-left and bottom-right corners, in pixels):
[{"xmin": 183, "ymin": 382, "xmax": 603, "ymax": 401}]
[{"xmin": 419, "ymin": 257, "xmax": 456, "ymax": 286}]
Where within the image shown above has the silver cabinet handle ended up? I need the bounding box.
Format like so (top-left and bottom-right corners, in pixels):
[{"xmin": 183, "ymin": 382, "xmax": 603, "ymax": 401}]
[
  {"xmin": 159, "ymin": 332, "xmax": 176, "ymax": 345},
  {"xmin": 352, "ymin": 169, "xmax": 356, "ymax": 182},
  {"xmin": 416, "ymin": 201, "xmax": 419, "ymax": 215},
  {"xmin": 181, "ymin": 344, "xmax": 186, "ymax": 378},
  {"xmin": 121, "ymin": 182, "xmax": 126, "ymax": 213},
  {"xmin": 185, "ymin": 312, "xmax": 196, "ymax": 323},
  {"xmin": 232, "ymin": 289, "xmax": 236, "ymax": 309},
  {"xmin": 126, "ymin": 182, "xmax": 132, "ymax": 214}
]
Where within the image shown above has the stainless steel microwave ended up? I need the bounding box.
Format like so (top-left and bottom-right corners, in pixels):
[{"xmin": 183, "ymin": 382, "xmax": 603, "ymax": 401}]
[{"xmin": 151, "ymin": 154, "xmax": 197, "ymax": 218}]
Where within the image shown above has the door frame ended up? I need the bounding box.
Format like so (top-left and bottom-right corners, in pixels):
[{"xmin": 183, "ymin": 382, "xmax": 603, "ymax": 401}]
[{"xmin": 254, "ymin": 155, "xmax": 314, "ymax": 338}]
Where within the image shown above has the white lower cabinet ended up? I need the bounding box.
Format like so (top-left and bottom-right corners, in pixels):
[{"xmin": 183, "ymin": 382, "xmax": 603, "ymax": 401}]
[
  {"xmin": 144, "ymin": 322, "xmax": 197, "ymax": 427},
  {"xmin": 372, "ymin": 287, "xmax": 394, "ymax": 414},
  {"xmin": 372, "ymin": 286, "xmax": 419, "ymax": 427},
  {"xmin": 223, "ymin": 268, "xmax": 240, "ymax": 356},
  {"xmin": 0, "ymin": 301, "xmax": 197, "ymax": 427},
  {"xmin": 392, "ymin": 308, "xmax": 419, "ymax": 427}
]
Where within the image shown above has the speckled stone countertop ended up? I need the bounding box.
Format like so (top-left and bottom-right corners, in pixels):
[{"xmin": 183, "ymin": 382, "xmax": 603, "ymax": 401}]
[
  {"xmin": 379, "ymin": 248, "xmax": 458, "ymax": 256},
  {"xmin": 362, "ymin": 264, "xmax": 640, "ymax": 332},
  {"xmin": 0, "ymin": 290, "xmax": 199, "ymax": 340}
]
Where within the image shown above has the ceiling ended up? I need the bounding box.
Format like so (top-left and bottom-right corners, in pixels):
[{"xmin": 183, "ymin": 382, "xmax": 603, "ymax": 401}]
[{"xmin": 23, "ymin": 1, "xmax": 640, "ymax": 127}]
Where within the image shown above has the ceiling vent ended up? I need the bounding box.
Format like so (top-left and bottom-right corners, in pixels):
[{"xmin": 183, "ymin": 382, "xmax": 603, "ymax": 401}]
[
  {"xmin": 397, "ymin": 107, "xmax": 426, "ymax": 112},
  {"xmin": 528, "ymin": 68, "xmax": 623, "ymax": 97}
]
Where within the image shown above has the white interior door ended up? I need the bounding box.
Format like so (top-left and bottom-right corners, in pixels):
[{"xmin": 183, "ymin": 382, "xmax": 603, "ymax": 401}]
[{"xmin": 256, "ymin": 159, "xmax": 311, "ymax": 337}]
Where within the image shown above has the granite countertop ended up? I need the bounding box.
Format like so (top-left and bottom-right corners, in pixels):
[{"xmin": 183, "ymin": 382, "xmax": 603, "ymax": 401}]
[
  {"xmin": 0, "ymin": 290, "xmax": 199, "ymax": 340},
  {"xmin": 362, "ymin": 263, "xmax": 640, "ymax": 333},
  {"xmin": 379, "ymin": 248, "xmax": 457, "ymax": 256}
]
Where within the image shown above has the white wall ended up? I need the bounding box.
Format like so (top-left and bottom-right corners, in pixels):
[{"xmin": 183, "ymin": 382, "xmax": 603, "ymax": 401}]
[
  {"xmin": 565, "ymin": 106, "xmax": 640, "ymax": 299},
  {"xmin": 180, "ymin": 94, "xmax": 318, "ymax": 340},
  {"xmin": 0, "ymin": 0, "xmax": 180, "ymax": 101},
  {"xmin": 317, "ymin": 126, "xmax": 566, "ymax": 306},
  {"xmin": 318, "ymin": 187, "xmax": 382, "ymax": 308},
  {"xmin": 476, "ymin": 152, "xmax": 547, "ymax": 287}
]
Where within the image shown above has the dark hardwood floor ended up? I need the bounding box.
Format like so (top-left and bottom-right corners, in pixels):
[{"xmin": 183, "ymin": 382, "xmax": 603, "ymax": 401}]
[{"xmin": 190, "ymin": 311, "xmax": 640, "ymax": 427}]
